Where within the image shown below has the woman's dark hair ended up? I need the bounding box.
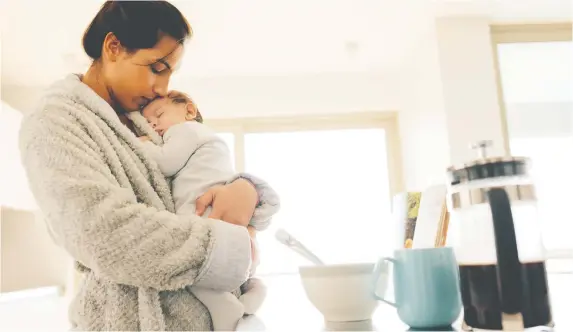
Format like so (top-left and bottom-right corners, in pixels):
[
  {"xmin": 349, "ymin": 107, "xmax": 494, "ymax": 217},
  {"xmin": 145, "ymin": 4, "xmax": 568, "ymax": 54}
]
[{"xmin": 83, "ymin": 1, "xmax": 192, "ymax": 60}]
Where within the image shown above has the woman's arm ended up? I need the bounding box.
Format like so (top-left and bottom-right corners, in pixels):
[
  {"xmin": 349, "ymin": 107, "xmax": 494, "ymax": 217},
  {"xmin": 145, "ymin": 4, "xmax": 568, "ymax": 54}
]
[
  {"xmin": 20, "ymin": 112, "xmax": 252, "ymax": 292},
  {"xmin": 195, "ymin": 174, "xmax": 281, "ymax": 231},
  {"xmin": 230, "ymin": 173, "xmax": 281, "ymax": 231}
]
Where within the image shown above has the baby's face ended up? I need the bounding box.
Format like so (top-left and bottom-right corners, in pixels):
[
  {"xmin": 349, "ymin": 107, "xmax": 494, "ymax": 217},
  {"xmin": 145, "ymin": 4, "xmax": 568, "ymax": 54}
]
[{"xmin": 141, "ymin": 98, "xmax": 187, "ymax": 136}]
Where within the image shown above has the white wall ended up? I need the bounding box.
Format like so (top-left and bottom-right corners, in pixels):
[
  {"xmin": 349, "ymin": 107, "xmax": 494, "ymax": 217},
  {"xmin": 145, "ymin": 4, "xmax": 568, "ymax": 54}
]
[
  {"xmin": 436, "ymin": 17, "xmax": 506, "ymax": 164},
  {"xmin": 1, "ymin": 207, "xmax": 70, "ymax": 293},
  {"xmin": 1, "ymin": 102, "xmax": 38, "ymax": 210},
  {"xmin": 395, "ymin": 21, "xmax": 451, "ymax": 191},
  {"xmin": 394, "ymin": 16, "xmax": 508, "ymax": 191},
  {"xmin": 171, "ymin": 73, "xmax": 403, "ymax": 118},
  {"xmin": 1, "ymin": 85, "xmax": 45, "ymax": 114}
]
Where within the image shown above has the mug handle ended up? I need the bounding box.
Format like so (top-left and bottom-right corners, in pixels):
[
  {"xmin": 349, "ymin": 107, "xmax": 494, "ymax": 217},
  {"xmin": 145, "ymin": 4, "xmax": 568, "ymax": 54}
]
[{"xmin": 372, "ymin": 257, "xmax": 397, "ymax": 307}]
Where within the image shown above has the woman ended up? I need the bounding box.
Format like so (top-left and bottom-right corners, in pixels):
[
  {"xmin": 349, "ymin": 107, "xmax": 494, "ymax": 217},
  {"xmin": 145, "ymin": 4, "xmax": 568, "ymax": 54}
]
[{"xmin": 19, "ymin": 1, "xmax": 279, "ymax": 331}]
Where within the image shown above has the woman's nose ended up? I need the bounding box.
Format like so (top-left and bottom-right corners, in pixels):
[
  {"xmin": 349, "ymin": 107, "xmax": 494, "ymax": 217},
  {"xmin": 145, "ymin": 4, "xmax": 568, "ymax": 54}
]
[{"xmin": 153, "ymin": 75, "xmax": 169, "ymax": 97}]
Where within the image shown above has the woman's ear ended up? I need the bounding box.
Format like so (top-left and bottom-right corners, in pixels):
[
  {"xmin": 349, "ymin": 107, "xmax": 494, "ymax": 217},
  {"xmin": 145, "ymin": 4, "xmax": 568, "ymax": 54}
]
[
  {"xmin": 185, "ymin": 102, "xmax": 198, "ymax": 121},
  {"xmin": 102, "ymin": 32, "xmax": 123, "ymax": 62}
]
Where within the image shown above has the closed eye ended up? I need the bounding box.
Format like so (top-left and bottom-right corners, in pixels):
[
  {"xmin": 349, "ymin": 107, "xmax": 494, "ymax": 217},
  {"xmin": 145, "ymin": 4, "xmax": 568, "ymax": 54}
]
[
  {"xmin": 150, "ymin": 64, "xmax": 166, "ymax": 75},
  {"xmin": 149, "ymin": 59, "xmax": 171, "ymax": 75}
]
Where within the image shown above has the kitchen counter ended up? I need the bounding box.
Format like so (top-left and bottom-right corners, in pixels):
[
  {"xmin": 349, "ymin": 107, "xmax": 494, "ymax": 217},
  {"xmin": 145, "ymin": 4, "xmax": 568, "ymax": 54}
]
[{"xmin": 238, "ymin": 273, "xmax": 572, "ymax": 331}]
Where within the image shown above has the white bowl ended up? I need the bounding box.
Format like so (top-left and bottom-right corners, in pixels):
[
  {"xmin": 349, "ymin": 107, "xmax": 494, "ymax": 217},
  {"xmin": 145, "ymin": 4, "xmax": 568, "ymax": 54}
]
[{"xmin": 299, "ymin": 263, "xmax": 385, "ymax": 322}]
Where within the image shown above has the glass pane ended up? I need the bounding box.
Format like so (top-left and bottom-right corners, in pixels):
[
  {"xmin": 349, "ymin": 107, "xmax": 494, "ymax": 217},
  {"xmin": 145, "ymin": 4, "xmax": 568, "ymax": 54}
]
[
  {"xmin": 497, "ymin": 41, "xmax": 573, "ymax": 254},
  {"xmin": 245, "ymin": 129, "xmax": 392, "ymax": 274},
  {"xmin": 215, "ymin": 132, "xmax": 235, "ymax": 169}
]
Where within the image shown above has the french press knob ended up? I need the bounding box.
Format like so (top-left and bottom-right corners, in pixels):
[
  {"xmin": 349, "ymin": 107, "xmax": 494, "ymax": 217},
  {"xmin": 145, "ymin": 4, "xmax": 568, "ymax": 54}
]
[{"xmin": 470, "ymin": 140, "xmax": 493, "ymax": 159}]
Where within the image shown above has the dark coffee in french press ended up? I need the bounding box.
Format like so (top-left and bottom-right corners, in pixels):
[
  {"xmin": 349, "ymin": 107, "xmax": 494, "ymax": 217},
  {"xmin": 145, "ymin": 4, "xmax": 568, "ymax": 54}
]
[{"xmin": 459, "ymin": 261, "xmax": 552, "ymax": 330}]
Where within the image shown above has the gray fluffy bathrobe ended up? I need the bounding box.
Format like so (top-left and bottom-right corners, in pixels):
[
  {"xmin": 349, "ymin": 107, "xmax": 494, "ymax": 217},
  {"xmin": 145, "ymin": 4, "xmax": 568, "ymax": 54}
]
[{"xmin": 19, "ymin": 74, "xmax": 279, "ymax": 331}]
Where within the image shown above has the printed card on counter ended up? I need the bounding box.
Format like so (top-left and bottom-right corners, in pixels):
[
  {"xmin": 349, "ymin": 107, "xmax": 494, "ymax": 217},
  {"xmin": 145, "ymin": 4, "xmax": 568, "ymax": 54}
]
[
  {"xmin": 392, "ymin": 192, "xmax": 422, "ymax": 249},
  {"xmin": 412, "ymin": 184, "xmax": 448, "ymax": 249}
]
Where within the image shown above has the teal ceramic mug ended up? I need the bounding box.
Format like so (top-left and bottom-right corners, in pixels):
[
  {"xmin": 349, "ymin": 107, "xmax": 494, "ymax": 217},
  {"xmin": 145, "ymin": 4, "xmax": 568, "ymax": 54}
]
[{"xmin": 372, "ymin": 247, "xmax": 462, "ymax": 329}]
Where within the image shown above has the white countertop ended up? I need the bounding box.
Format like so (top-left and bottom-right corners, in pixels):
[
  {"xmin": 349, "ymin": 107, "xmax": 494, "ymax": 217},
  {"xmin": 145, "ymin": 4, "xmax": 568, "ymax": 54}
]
[
  {"xmin": 1, "ymin": 272, "xmax": 569, "ymax": 331},
  {"xmin": 238, "ymin": 273, "xmax": 573, "ymax": 331}
]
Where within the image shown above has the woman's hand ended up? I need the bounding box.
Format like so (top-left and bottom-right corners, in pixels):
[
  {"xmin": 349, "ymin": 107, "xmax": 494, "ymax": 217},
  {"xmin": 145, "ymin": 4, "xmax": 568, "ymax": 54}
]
[
  {"xmin": 195, "ymin": 179, "xmax": 259, "ymax": 227},
  {"xmin": 138, "ymin": 135, "xmax": 150, "ymax": 142}
]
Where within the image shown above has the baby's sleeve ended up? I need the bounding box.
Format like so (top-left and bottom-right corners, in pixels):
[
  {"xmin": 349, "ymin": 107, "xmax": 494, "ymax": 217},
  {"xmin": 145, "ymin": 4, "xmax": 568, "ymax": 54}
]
[
  {"xmin": 143, "ymin": 123, "xmax": 200, "ymax": 177},
  {"xmin": 226, "ymin": 174, "xmax": 281, "ymax": 231}
]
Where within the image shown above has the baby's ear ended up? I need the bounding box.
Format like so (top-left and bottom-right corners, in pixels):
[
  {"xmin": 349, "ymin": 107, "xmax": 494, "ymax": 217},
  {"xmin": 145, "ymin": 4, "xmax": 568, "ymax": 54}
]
[{"xmin": 185, "ymin": 102, "xmax": 198, "ymax": 120}]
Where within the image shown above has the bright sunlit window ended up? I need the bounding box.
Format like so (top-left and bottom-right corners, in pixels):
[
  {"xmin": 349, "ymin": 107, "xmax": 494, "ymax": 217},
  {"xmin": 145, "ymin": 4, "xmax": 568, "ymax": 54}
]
[
  {"xmin": 210, "ymin": 115, "xmax": 399, "ymax": 275},
  {"xmin": 216, "ymin": 132, "xmax": 235, "ymax": 169},
  {"xmin": 245, "ymin": 128, "xmax": 392, "ymax": 274},
  {"xmin": 497, "ymin": 40, "xmax": 573, "ymax": 258}
]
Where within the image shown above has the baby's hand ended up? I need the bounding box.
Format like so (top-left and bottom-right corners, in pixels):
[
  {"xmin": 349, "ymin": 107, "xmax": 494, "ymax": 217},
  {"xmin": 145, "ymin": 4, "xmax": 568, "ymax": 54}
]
[{"xmin": 139, "ymin": 136, "xmax": 150, "ymax": 142}]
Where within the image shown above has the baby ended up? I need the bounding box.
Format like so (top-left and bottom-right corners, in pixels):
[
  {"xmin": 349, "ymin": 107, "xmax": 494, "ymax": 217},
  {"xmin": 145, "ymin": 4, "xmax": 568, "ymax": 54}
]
[{"xmin": 136, "ymin": 91, "xmax": 275, "ymax": 331}]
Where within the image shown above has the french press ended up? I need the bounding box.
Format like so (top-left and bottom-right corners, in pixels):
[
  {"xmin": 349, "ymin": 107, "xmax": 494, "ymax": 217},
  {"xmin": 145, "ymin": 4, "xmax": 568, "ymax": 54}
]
[{"xmin": 446, "ymin": 140, "xmax": 554, "ymax": 331}]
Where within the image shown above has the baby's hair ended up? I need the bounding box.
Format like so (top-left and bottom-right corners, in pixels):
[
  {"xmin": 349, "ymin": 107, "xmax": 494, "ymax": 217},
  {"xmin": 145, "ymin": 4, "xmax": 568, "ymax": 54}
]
[{"xmin": 166, "ymin": 90, "xmax": 203, "ymax": 123}]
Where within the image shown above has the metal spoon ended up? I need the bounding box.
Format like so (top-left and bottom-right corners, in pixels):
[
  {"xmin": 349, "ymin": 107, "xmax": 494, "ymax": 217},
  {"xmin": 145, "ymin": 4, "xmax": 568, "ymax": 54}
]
[{"xmin": 275, "ymin": 228, "xmax": 325, "ymax": 265}]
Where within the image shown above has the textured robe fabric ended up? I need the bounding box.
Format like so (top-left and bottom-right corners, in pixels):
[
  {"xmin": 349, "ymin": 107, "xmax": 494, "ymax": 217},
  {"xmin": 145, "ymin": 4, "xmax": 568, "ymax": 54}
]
[{"xmin": 19, "ymin": 74, "xmax": 279, "ymax": 331}]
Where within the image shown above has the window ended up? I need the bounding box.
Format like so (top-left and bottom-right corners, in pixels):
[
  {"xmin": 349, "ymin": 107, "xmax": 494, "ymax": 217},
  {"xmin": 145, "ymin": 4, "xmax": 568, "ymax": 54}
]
[
  {"xmin": 510, "ymin": 137, "xmax": 573, "ymax": 255},
  {"xmin": 245, "ymin": 129, "xmax": 391, "ymax": 274},
  {"xmin": 494, "ymin": 27, "xmax": 573, "ymax": 260},
  {"xmin": 208, "ymin": 114, "xmax": 401, "ymax": 275},
  {"xmin": 215, "ymin": 132, "xmax": 235, "ymax": 169}
]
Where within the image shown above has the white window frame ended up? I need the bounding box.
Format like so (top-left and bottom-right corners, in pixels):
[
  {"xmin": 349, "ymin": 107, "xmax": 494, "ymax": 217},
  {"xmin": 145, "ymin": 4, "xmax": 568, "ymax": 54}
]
[
  {"xmin": 204, "ymin": 111, "xmax": 404, "ymax": 199},
  {"xmin": 490, "ymin": 23, "xmax": 573, "ymax": 270}
]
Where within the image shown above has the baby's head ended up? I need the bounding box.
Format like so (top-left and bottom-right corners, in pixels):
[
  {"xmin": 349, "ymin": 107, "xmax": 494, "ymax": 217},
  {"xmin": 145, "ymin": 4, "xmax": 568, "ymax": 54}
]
[{"xmin": 141, "ymin": 91, "xmax": 203, "ymax": 136}]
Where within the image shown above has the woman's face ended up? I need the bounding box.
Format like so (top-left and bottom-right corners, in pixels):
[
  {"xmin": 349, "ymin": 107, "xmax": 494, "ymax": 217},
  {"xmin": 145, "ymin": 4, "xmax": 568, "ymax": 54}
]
[{"xmin": 102, "ymin": 34, "xmax": 184, "ymax": 113}]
